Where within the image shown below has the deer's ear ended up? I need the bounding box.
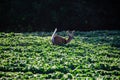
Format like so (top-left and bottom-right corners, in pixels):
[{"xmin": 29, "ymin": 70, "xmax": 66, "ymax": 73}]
[
  {"xmin": 72, "ymin": 30, "xmax": 75, "ymax": 33},
  {"xmin": 66, "ymin": 30, "xmax": 69, "ymax": 33}
]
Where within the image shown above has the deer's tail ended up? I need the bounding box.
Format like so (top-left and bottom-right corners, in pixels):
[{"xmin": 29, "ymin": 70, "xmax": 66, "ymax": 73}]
[{"xmin": 51, "ymin": 28, "xmax": 57, "ymax": 42}]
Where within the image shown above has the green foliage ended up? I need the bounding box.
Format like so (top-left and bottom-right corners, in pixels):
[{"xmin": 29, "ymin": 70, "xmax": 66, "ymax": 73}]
[{"xmin": 0, "ymin": 31, "xmax": 120, "ymax": 79}]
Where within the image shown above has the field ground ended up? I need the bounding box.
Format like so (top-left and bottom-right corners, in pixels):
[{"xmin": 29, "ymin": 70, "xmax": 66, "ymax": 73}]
[{"xmin": 0, "ymin": 30, "xmax": 120, "ymax": 79}]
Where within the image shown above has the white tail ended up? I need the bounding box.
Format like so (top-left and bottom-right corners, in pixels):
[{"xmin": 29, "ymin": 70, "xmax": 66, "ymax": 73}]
[{"xmin": 51, "ymin": 28, "xmax": 57, "ymax": 43}]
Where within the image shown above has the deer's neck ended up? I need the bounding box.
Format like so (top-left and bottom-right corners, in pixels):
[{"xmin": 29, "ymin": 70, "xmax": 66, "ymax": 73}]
[{"xmin": 66, "ymin": 36, "xmax": 73, "ymax": 43}]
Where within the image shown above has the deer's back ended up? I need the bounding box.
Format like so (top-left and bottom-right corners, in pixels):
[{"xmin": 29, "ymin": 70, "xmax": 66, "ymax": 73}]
[{"xmin": 53, "ymin": 35, "xmax": 67, "ymax": 45}]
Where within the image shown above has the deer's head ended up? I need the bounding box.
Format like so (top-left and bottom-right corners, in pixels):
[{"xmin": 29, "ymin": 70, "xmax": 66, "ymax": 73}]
[{"xmin": 66, "ymin": 30, "xmax": 75, "ymax": 39}]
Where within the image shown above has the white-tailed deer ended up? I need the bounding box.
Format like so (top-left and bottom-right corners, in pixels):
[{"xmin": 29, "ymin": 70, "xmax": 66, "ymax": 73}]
[{"xmin": 51, "ymin": 28, "xmax": 74, "ymax": 45}]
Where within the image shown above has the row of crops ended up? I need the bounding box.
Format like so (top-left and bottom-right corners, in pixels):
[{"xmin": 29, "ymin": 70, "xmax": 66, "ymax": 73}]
[{"xmin": 0, "ymin": 31, "xmax": 120, "ymax": 79}]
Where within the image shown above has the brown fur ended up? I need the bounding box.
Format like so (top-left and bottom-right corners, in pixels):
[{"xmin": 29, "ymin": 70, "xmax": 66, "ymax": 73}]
[{"xmin": 53, "ymin": 35, "xmax": 67, "ymax": 45}]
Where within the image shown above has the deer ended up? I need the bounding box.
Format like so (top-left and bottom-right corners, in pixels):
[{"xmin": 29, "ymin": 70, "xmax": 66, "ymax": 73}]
[{"xmin": 51, "ymin": 28, "xmax": 74, "ymax": 45}]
